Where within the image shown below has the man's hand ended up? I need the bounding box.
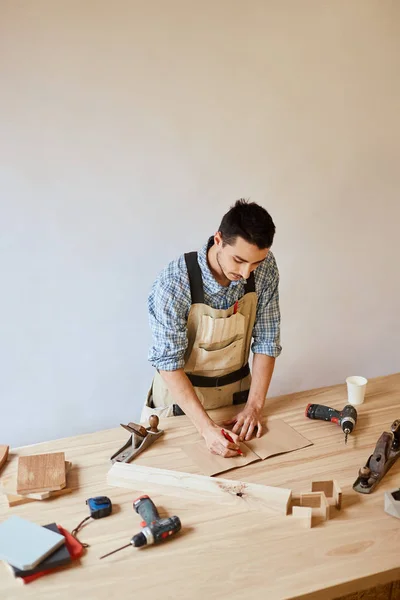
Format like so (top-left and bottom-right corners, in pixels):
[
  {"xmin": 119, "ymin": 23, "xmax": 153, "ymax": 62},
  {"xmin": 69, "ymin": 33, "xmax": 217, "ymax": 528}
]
[
  {"xmin": 202, "ymin": 422, "xmax": 242, "ymax": 457},
  {"xmin": 223, "ymin": 404, "xmax": 264, "ymax": 441}
]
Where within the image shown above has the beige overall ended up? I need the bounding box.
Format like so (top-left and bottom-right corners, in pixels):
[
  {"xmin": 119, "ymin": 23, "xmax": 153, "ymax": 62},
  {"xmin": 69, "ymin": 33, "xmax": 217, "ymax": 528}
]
[{"xmin": 141, "ymin": 250, "xmax": 257, "ymax": 422}]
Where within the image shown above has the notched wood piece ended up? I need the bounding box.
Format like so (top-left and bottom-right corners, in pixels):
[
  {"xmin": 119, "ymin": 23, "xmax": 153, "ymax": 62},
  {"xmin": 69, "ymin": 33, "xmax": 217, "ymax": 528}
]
[
  {"xmin": 311, "ymin": 480, "xmax": 342, "ymax": 510},
  {"xmin": 300, "ymin": 491, "xmax": 329, "ymax": 521}
]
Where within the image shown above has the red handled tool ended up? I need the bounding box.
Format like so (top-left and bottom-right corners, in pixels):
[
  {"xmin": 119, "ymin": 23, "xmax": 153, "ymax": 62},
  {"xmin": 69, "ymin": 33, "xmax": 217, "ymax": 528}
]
[
  {"xmin": 305, "ymin": 403, "xmax": 358, "ymax": 444},
  {"xmin": 100, "ymin": 495, "xmax": 181, "ymax": 559},
  {"xmin": 221, "ymin": 429, "xmax": 244, "ymax": 455}
]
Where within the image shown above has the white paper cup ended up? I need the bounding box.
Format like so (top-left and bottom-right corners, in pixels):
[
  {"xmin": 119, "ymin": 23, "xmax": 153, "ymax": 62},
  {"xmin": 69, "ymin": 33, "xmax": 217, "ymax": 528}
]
[{"xmin": 346, "ymin": 376, "xmax": 368, "ymax": 405}]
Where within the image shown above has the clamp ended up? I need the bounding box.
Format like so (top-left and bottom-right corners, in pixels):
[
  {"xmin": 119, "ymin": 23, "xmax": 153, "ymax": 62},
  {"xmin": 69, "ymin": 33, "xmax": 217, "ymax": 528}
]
[
  {"xmin": 110, "ymin": 415, "xmax": 164, "ymax": 464},
  {"xmin": 353, "ymin": 419, "xmax": 400, "ymax": 494}
]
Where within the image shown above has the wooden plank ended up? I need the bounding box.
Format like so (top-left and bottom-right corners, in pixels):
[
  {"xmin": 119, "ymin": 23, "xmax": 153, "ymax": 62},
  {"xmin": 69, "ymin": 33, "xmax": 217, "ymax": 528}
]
[
  {"xmin": 17, "ymin": 452, "xmax": 66, "ymax": 494},
  {"xmin": 107, "ymin": 462, "xmax": 292, "ymax": 515},
  {"xmin": 0, "ymin": 445, "xmax": 9, "ymax": 474}
]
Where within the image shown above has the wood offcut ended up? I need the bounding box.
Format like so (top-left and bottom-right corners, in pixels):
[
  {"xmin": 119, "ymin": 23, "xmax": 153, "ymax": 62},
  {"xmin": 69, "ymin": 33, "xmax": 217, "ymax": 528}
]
[{"xmin": 16, "ymin": 452, "xmax": 66, "ymax": 494}]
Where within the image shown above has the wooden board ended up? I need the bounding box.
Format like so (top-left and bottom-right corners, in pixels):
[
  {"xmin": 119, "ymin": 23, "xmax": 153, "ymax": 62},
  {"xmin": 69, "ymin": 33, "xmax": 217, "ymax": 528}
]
[
  {"xmin": 17, "ymin": 452, "xmax": 66, "ymax": 494},
  {"xmin": 107, "ymin": 462, "xmax": 292, "ymax": 515},
  {"xmin": 0, "ymin": 445, "xmax": 9, "ymax": 473}
]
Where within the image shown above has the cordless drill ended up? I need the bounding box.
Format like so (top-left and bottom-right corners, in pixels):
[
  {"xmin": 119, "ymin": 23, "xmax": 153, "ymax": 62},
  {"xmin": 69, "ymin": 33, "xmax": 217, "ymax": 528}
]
[
  {"xmin": 305, "ymin": 403, "xmax": 358, "ymax": 444},
  {"xmin": 100, "ymin": 495, "xmax": 181, "ymax": 559}
]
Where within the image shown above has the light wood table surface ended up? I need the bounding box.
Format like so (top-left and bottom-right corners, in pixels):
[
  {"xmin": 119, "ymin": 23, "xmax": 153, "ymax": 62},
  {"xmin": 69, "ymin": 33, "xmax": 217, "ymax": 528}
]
[{"xmin": 1, "ymin": 374, "xmax": 400, "ymax": 600}]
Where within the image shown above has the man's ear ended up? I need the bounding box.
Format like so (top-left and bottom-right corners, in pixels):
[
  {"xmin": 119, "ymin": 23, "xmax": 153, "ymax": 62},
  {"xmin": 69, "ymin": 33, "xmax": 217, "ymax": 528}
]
[{"xmin": 214, "ymin": 231, "xmax": 223, "ymax": 246}]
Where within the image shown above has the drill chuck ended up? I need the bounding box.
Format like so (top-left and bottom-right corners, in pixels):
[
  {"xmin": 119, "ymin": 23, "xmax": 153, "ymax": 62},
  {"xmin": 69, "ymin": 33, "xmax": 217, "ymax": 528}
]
[{"xmin": 341, "ymin": 416, "xmax": 356, "ymax": 434}]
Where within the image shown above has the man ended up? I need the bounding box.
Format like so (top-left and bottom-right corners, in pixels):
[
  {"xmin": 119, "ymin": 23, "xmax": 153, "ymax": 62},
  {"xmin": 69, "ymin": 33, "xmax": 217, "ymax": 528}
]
[{"xmin": 143, "ymin": 200, "xmax": 281, "ymax": 458}]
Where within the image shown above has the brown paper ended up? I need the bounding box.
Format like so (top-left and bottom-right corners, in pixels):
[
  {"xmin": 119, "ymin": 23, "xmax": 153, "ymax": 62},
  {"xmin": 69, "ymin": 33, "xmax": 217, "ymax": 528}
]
[
  {"xmin": 181, "ymin": 419, "xmax": 312, "ymax": 476},
  {"xmin": 182, "ymin": 440, "xmax": 260, "ymax": 476},
  {"xmin": 245, "ymin": 419, "xmax": 312, "ymax": 460}
]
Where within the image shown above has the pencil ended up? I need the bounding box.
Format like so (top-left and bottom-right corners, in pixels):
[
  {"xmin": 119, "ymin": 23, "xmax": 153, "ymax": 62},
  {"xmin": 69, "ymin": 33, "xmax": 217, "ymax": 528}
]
[{"xmin": 221, "ymin": 429, "xmax": 244, "ymax": 456}]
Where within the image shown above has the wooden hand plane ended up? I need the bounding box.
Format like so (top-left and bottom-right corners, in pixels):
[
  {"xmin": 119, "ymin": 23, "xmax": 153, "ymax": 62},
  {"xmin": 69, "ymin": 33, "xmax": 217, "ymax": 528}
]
[
  {"xmin": 110, "ymin": 415, "xmax": 164, "ymax": 464},
  {"xmin": 353, "ymin": 419, "xmax": 400, "ymax": 494}
]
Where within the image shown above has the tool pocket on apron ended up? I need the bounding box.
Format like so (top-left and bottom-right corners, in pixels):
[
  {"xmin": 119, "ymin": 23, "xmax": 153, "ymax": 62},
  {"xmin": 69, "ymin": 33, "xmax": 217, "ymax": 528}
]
[
  {"xmin": 198, "ymin": 312, "xmax": 245, "ymax": 348},
  {"xmin": 193, "ymin": 312, "xmax": 245, "ymax": 372}
]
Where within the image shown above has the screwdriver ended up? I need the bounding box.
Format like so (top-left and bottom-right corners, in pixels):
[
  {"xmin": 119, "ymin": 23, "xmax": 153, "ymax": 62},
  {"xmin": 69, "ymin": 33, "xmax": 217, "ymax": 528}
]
[
  {"xmin": 100, "ymin": 495, "xmax": 181, "ymax": 559},
  {"xmin": 305, "ymin": 403, "xmax": 358, "ymax": 444}
]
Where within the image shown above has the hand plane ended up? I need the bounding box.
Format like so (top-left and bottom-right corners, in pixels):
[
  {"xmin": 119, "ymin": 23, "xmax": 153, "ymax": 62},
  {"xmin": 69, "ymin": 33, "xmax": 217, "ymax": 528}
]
[
  {"xmin": 353, "ymin": 419, "xmax": 400, "ymax": 494},
  {"xmin": 110, "ymin": 415, "xmax": 164, "ymax": 464}
]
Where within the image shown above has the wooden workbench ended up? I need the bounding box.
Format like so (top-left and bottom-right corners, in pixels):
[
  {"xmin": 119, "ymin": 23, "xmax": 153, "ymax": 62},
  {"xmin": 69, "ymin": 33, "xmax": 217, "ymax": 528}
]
[{"xmin": 1, "ymin": 374, "xmax": 400, "ymax": 600}]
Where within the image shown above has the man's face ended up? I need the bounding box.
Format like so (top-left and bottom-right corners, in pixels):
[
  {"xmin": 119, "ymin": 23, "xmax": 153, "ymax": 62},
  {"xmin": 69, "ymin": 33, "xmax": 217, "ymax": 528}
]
[{"xmin": 214, "ymin": 232, "xmax": 269, "ymax": 282}]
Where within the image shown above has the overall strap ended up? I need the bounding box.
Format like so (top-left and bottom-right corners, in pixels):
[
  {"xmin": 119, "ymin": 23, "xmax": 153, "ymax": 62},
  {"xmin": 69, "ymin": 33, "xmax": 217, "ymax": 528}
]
[{"xmin": 184, "ymin": 252, "xmax": 205, "ymax": 304}]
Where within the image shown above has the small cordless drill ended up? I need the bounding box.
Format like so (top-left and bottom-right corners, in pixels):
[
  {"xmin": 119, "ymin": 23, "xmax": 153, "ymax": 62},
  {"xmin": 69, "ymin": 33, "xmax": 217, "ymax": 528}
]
[
  {"xmin": 100, "ymin": 495, "xmax": 181, "ymax": 559},
  {"xmin": 305, "ymin": 403, "xmax": 358, "ymax": 444}
]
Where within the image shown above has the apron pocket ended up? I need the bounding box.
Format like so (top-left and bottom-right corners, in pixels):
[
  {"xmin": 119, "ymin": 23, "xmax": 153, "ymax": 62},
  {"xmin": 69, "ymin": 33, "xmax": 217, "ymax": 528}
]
[
  {"xmin": 193, "ymin": 338, "xmax": 244, "ymax": 373},
  {"xmin": 199, "ymin": 312, "xmax": 245, "ymax": 347}
]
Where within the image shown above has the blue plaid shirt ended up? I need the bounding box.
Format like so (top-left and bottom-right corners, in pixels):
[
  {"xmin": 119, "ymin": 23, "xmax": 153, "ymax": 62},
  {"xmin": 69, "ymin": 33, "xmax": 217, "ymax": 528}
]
[{"xmin": 148, "ymin": 238, "xmax": 282, "ymax": 371}]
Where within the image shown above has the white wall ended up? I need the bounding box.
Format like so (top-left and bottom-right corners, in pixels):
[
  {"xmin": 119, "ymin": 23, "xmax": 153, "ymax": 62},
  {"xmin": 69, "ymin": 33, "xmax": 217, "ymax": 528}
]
[{"xmin": 1, "ymin": 0, "xmax": 399, "ymax": 447}]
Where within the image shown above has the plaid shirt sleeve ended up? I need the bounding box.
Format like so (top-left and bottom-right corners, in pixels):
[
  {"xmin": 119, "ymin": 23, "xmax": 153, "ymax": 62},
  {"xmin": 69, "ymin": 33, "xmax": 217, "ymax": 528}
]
[
  {"xmin": 147, "ymin": 258, "xmax": 191, "ymax": 371},
  {"xmin": 251, "ymin": 252, "xmax": 282, "ymax": 358}
]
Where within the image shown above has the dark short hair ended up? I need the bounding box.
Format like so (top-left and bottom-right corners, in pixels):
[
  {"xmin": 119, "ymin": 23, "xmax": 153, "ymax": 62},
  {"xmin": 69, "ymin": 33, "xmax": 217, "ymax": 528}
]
[{"xmin": 218, "ymin": 199, "xmax": 276, "ymax": 249}]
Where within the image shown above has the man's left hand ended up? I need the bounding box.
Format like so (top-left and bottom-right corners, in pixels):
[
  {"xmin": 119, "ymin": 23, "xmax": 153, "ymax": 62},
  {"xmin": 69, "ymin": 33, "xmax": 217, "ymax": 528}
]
[{"xmin": 223, "ymin": 404, "xmax": 264, "ymax": 441}]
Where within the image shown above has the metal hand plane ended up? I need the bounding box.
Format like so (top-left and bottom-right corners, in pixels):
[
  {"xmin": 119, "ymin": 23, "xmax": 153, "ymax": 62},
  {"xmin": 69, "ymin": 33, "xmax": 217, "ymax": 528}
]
[
  {"xmin": 353, "ymin": 419, "xmax": 400, "ymax": 494},
  {"xmin": 110, "ymin": 415, "xmax": 164, "ymax": 464}
]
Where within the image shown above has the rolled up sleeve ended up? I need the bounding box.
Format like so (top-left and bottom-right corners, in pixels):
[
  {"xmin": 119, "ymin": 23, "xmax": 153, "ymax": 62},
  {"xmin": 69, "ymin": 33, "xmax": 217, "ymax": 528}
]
[
  {"xmin": 147, "ymin": 269, "xmax": 190, "ymax": 371},
  {"xmin": 251, "ymin": 266, "xmax": 282, "ymax": 358}
]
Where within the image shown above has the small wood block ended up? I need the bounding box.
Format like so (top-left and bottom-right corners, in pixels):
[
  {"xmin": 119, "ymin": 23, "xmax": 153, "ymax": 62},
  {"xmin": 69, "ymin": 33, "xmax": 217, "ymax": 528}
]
[
  {"xmin": 17, "ymin": 452, "xmax": 66, "ymax": 494},
  {"xmin": 300, "ymin": 491, "xmax": 329, "ymax": 521},
  {"xmin": 292, "ymin": 506, "xmax": 313, "ymax": 528},
  {"xmin": 0, "ymin": 445, "xmax": 9, "ymax": 473},
  {"xmin": 311, "ymin": 480, "xmax": 342, "ymax": 510}
]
